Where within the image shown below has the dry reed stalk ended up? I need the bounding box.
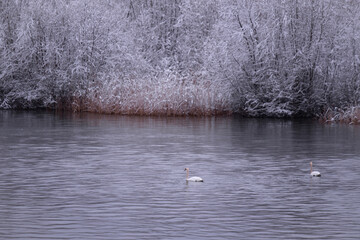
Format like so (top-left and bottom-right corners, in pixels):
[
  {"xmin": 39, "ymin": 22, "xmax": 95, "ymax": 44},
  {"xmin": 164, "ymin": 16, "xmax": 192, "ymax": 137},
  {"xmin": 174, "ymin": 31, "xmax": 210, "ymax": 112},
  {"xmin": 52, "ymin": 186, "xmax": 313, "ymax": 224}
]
[
  {"xmin": 320, "ymin": 107, "xmax": 360, "ymax": 124},
  {"xmin": 73, "ymin": 74, "xmax": 232, "ymax": 116}
]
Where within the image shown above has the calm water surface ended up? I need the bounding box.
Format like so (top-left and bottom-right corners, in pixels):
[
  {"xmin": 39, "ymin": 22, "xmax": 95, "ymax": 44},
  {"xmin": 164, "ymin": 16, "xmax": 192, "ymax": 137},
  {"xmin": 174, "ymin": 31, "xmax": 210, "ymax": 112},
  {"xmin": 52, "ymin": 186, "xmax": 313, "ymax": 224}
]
[{"xmin": 0, "ymin": 111, "xmax": 360, "ymax": 239}]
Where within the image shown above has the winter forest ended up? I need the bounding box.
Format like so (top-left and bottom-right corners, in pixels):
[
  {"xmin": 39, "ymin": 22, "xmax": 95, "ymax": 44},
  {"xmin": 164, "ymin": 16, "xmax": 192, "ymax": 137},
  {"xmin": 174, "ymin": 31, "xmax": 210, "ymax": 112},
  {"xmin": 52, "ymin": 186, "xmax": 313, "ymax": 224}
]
[{"xmin": 1, "ymin": 0, "xmax": 360, "ymax": 119}]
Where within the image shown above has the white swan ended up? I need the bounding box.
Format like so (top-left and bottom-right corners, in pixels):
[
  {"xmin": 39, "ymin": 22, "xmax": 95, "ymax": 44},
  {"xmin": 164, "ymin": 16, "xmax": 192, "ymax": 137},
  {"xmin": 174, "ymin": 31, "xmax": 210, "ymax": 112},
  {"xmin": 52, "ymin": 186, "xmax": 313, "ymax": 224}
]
[
  {"xmin": 184, "ymin": 168, "xmax": 203, "ymax": 182},
  {"xmin": 310, "ymin": 162, "xmax": 321, "ymax": 177}
]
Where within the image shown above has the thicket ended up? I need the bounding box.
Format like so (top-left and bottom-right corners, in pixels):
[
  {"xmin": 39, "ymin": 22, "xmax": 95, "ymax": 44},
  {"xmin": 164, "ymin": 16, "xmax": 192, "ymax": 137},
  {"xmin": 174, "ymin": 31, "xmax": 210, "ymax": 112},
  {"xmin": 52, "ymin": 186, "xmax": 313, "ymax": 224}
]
[{"xmin": 1, "ymin": 0, "xmax": 360, "ymax": 118}]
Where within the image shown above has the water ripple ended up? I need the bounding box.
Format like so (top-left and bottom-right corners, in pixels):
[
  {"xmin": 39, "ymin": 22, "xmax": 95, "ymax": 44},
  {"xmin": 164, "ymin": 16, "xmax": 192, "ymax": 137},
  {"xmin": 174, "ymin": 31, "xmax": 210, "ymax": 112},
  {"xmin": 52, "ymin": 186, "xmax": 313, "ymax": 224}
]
[{"xmin": 1, "ymin": 111, "xmax": 360, "ymax": 239}]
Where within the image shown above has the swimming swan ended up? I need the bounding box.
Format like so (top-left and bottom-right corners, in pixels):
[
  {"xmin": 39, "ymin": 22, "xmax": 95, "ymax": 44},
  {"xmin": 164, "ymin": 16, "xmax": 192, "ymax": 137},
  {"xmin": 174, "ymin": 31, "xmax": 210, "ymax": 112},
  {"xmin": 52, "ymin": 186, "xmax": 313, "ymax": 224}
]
[
  {"xmin": 184, "ymin": 168, "xmax": 203, "ymax": 182},
  {"xmin": 310, "ymin": 162, "xmax": 321, "ymax": 177}
]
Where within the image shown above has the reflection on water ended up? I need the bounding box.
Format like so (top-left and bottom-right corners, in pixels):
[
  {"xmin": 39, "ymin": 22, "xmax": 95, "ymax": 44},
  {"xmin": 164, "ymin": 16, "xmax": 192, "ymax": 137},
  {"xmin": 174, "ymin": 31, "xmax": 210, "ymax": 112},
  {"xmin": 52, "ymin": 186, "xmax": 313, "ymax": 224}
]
[{"xmin": 1, "ymin": 111, "xmax": 360, "ymax": 239}]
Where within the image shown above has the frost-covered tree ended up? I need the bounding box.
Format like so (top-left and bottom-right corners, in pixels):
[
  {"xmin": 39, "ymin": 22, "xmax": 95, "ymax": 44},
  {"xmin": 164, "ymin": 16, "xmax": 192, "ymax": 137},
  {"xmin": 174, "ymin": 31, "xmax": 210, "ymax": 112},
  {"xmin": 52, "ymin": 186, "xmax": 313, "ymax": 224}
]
[
  {"xmin": 206, "ymin": 0, "xmax": 360, "ymax": 117},
  {"xmin": 1, "ymin": 0, "xmax": 360, "ymax": 117}
]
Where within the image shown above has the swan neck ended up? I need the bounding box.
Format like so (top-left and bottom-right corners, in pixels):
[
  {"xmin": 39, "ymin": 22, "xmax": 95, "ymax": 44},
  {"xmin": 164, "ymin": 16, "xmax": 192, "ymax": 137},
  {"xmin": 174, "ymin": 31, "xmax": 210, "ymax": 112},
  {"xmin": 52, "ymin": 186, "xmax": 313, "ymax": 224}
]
[
  {"xmin": 310, "ymin": 163, "xmax": 313, "ymax": 173},
  {"xmin": 186, "ymin": 169, "xmax": 189, "ymax": 180}
]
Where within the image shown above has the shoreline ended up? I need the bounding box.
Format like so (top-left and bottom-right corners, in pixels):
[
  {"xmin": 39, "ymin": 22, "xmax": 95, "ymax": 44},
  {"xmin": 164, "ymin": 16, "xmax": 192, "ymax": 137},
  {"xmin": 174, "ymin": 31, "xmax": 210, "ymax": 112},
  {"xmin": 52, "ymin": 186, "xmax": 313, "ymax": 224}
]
[{"xmin": 2, "ymin": 106, "xmax": 359, "ymax": 125}]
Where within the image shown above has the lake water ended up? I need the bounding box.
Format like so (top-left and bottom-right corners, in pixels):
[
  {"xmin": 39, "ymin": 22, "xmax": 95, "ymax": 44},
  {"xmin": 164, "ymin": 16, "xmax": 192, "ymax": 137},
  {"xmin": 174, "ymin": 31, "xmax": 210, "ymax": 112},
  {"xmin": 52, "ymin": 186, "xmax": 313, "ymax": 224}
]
[{"xmin": 0, "ymin": 110, "xmax": 360, "ymax": 239}]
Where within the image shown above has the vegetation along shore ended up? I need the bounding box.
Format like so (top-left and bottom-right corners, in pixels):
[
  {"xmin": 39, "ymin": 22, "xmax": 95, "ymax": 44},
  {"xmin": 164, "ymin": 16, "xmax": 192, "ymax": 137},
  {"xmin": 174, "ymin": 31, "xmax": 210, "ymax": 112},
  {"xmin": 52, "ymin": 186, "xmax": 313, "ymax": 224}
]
[{"xmin": 1, "ymin": 1, "xmax": 359, "ymax": 123}]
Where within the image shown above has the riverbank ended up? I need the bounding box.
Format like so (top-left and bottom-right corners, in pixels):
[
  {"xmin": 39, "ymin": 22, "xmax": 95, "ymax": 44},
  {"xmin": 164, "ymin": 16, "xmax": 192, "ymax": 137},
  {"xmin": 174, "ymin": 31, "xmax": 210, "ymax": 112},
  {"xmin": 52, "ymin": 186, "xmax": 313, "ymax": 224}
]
[
  {"xmin": 1, "ymin": 1, "xmax": 360, "ymax": 122},
  {"xmin": 3, "ymin": 99, "xmax": 360, "ymax": 125}
]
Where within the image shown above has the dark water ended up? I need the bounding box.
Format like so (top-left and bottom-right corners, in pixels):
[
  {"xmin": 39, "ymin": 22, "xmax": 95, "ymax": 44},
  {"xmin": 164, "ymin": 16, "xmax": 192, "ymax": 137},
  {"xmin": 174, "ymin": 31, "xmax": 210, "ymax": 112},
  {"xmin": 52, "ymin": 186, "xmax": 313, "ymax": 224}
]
[{"xmin": 1, "ymin": 111, "xmax": 360, "ymax": 239}]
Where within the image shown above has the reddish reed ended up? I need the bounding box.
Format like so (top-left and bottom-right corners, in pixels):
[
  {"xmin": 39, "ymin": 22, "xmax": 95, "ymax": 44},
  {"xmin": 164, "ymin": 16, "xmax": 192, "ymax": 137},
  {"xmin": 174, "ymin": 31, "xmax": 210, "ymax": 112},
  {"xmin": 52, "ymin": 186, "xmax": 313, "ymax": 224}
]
[
  {"xmin": 319, "ymin": 107, "xmax": 360, "ymax": 124},
  {"xmin": 63, "ymin": 73, "xmax": 232, "ymax": 116}
]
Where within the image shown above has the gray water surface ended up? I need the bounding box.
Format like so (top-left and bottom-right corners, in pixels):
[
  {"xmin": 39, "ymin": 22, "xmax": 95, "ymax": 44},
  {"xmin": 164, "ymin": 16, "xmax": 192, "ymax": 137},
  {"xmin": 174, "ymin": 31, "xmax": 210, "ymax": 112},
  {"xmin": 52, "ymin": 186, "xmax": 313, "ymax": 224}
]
[{"xmin": 1, "ymin": 111, "xmax": 360, "ymax": 239}]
